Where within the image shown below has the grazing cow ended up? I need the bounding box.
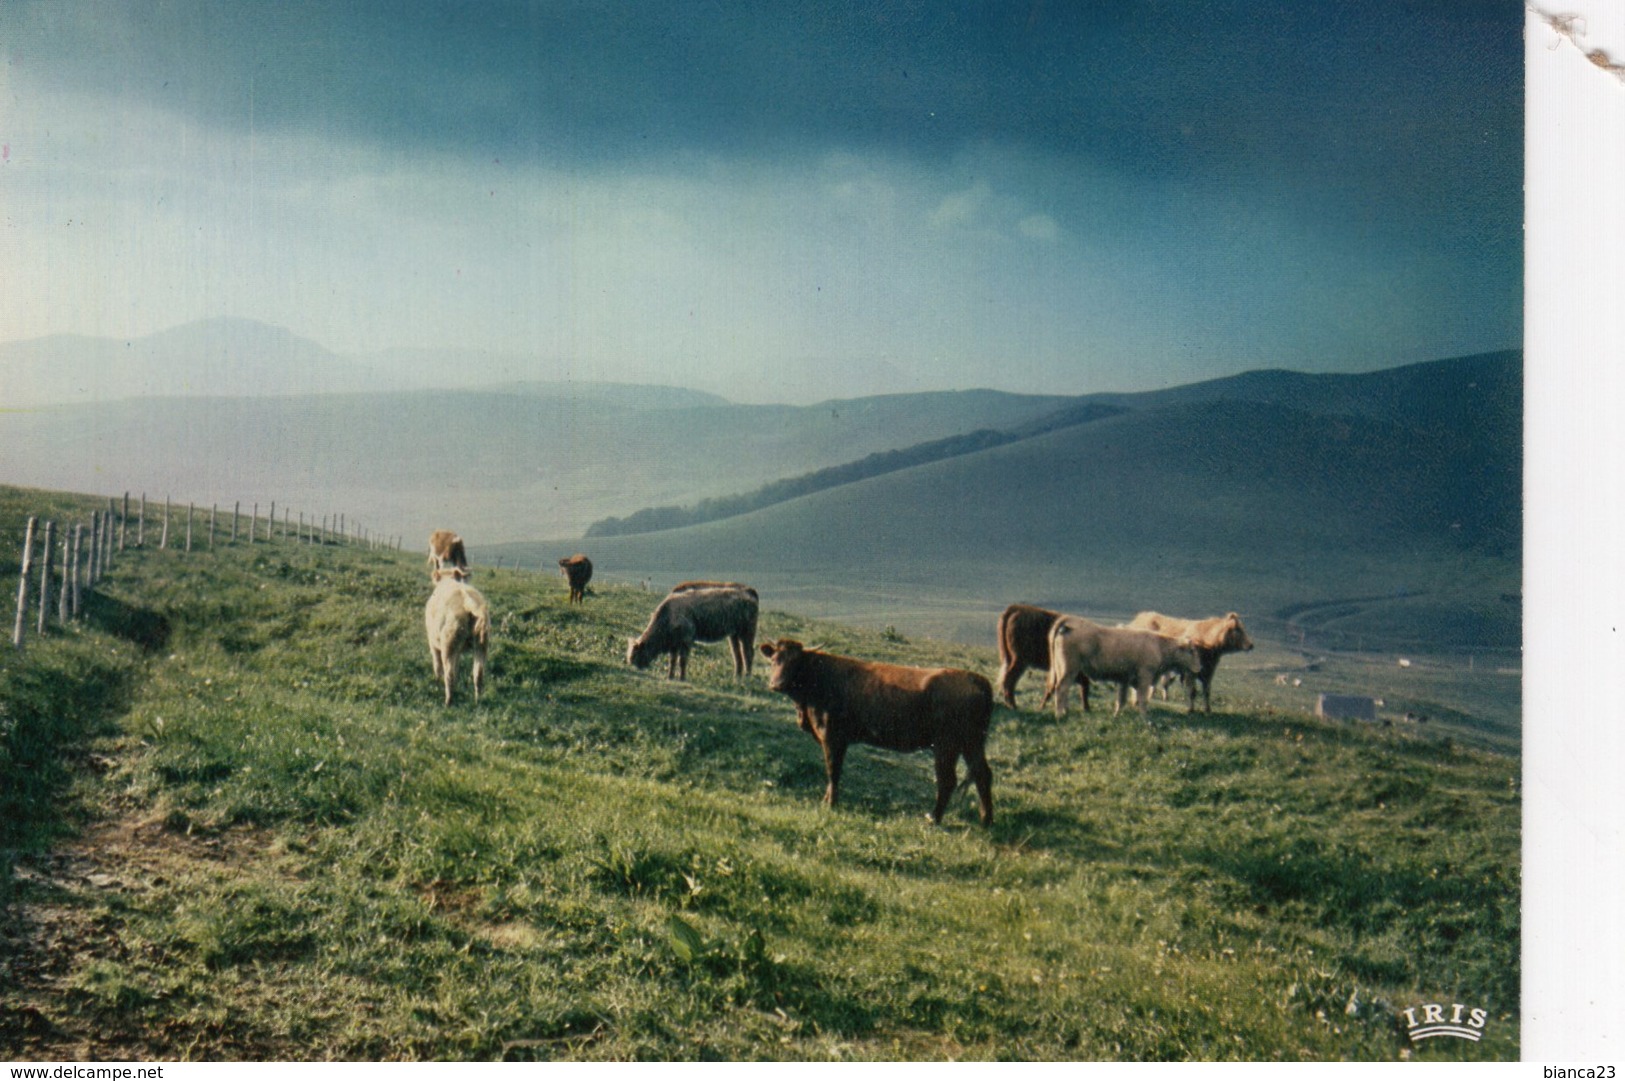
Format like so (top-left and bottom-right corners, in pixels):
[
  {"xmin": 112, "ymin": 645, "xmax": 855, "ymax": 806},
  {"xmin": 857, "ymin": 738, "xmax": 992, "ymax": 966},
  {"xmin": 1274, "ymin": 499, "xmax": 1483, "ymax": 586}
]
[
  {"xmin": 427, "ymin": 530, "xmax": 469, "ymax": 576},
  {"xmin": 627, "ymin": 585, "xmax": 759, "ymax": 680},
  {"xmin": 758, "ymin": 639, "xmax": 994, "ymax": 825},
  {"xmin": 1044, "ymin": 616, "xmax": 1200, "ymax": 718},
  {"xmin": 995, "ymin": 603, "xmax": 1091, "ymax": 711},
  {"xmin": 424, "ymin": 568, "xmax": 490, "ymax": 706},
  {"xmin": 558, "ymin": 554, "xmax": 593, "ymax": 604},
  {"xmin": 1126, "ymin": 611, "xmax": 1255, "ymax": 713}
]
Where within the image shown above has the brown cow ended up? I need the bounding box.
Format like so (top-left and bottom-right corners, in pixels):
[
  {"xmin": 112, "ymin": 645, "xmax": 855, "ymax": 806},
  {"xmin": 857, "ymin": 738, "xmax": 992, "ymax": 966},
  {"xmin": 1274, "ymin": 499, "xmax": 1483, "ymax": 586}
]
[
  {"xmin": 1126, "ymin": 611, "xmax": 1254, "ymax": 713},
  {"xmin": 995, "ymin": 603, "xmax": 1090, "ymax": 711},
  {"xmin": 758, "ymin": 639, "xmax": 994, "ymax": 825},
  {"xmin": 627, "ymin": 585, "xmax": 759, "ymax": 680},
  {"xmin": 558, "ymin": 554, "xmax": 593, "ymax": 603},
  {"xmin": 427, "ymin": 529, "xmax": 469, "ymax": 576},
  {"xmin": 1044, "ymin": 616, "xmax": 1200, "ymax": 718},
  {"xmin": 424, "ymin": 567, "xmax": 490, "ymax": 706}
]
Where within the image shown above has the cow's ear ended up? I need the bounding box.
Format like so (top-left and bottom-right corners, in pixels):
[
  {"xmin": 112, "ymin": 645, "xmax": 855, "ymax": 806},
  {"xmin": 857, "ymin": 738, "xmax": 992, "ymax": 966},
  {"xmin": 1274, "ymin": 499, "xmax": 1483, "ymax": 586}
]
[{"xmin": 759, "ymin": 643, "xmax": 777, "ymax": 659}]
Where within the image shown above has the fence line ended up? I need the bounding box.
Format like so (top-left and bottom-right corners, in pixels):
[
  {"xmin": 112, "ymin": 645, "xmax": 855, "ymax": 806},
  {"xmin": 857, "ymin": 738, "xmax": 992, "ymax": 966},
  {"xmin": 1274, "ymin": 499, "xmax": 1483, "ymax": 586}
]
[{"xmin": 9, "ymin": 489, "xmax": 402, "ymax": 654}]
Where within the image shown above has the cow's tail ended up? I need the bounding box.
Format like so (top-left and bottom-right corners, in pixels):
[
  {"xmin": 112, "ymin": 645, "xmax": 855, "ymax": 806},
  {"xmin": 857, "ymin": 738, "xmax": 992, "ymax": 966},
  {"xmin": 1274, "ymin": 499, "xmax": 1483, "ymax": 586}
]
[
  {"xmin": 471, "ymin": 602, "xmax": 491, "ymax": 646},
  {"xmin": 995, "ymin": 608, "xmax": 1015, "ymax": 672}
]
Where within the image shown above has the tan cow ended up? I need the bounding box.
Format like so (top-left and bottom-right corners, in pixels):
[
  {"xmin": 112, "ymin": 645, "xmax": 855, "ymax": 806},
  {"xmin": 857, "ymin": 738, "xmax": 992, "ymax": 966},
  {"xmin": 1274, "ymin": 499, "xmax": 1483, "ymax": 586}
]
[
  {"xmin": 426, "ymin": 529, "xmax": 469, "ymax": 577},
  {"xmin": 759, "ymin": 639, "xmax": 994, "ymax": 825},
  {"xmin": 424, "ymin": 567, "xmax": 489, "ymax": 706},
  {"xmin": 1126, "ymin": 611, "xmax": 1254, "ymax": 713},
  {"xmin": 1044, "ymin": 616, "xmax": 1200, "ymax": 718},
  {"xmin": 558, "ymin": 554, "xmax": 592, "ymax": 604}
]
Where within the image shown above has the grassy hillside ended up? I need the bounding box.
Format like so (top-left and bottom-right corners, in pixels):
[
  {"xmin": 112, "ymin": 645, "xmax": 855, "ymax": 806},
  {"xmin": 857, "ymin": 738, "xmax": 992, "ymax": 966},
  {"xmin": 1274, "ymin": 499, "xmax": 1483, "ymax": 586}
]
[{"xmin": 1, "ymin": 487, "xmax": 1519, "ymax": 1060}]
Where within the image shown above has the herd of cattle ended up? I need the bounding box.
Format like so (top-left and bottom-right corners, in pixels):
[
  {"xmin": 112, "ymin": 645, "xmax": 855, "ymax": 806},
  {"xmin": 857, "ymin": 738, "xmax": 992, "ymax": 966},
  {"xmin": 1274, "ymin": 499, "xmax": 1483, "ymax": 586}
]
[{"xmin": 420, "ymin": 531, "xmax": 1254, "ymax": 826}]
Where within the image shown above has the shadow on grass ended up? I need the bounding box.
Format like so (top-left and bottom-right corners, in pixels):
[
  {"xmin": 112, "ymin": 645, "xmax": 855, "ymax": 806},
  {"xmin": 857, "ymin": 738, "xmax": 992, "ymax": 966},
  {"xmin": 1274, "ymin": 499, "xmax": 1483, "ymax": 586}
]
[
  {"xmin": 0, "ymin": 640, "xmax": 140, "ymax": 898},
  {"xmin": 83, "ymin": 592, "xmax": 172, "ymax": 653}
]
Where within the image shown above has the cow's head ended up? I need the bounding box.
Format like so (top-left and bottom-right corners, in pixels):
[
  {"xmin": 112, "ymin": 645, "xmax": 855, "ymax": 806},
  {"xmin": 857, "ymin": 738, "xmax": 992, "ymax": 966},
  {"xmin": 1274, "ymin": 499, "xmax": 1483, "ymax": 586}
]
[
  {"xmin": 1171, "ymin": 640, "xmax": 1202, "ymax": 675},
  {"xmin": 1221, "ymin": 613, "xmax": 1254, "ymax": 652},
  {"xmin": 759, "ymin": 639, "xmax": 807, "ymax": 694},
  {"xmin": 627, "ymin": 636, "xmax": 656, "ymax": 670}
]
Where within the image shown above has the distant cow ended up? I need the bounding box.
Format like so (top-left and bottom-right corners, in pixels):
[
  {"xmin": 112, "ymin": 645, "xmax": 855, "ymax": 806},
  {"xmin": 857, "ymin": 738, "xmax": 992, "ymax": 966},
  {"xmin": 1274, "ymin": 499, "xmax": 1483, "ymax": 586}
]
[
  {"xmin": 759, "ymin": 639, "xmax": 994, "ymax": 825},
  {"xmin": 995, "ymin": 603, "xmax": 1091, "ymax": 711},
  {"xmin": 559, "ymin": 554, "xmax": 593, "ymax": 603},
  {"xmin": 627, "ymin": 585, "xmax": 759, "ymax": 680},
  {"xmin": 1126, "ymin": 611, "xmax": 1254, "ymax": 713},
  {"xmin": 1045, "ymin": 616, "xmax": 1200, "ymax": 718},
  {"xmin": 427, "ymin": 530, "xmax": 469, "ymax": 576},
  {"xmin": 424, "ymin": 567, "xmax": 490, "ymax": 706}
]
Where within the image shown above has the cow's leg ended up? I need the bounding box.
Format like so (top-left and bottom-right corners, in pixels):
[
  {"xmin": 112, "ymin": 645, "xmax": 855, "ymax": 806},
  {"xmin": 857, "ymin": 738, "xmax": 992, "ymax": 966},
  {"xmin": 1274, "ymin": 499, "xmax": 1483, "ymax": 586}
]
[
  {"xmin": 1079, "ymin": 677, "xmax": 1091, "ymax": 713},
  {"xmin": 998, "ymin": 660, "xmax": 1026, "ymax": 708},
  {"xmin": 677, "ymin": 646, "xmax": 690, "ymax": 680},
  {"xmin": 821, "ymin": 738, "xmax": 848, "ymax": 807},
  {"xmin": 443, "ymin": 644, "xmax": 459, "ymax": 707},
  {"xmin": 1050, "ymin": 669, "xmax": 1073, "ymax": 719},
  {"xmin": 667, "ymin": 650, "xmax": 680, "ymax": 679},
  {"xmin": 963, "ymin": 743, "xmax": 994, "ymax": 826},
  {"xmin": 430, "ymin": 644, "xmax": 444, "ymax": 683},
  {"xmin": 471, "ymin": 643, "xmax": 486, "ymax": 704},
  {"xmin": 729, "ymin": 635, "xmax": 745, "ymax": 677},
  {"xmin": 1113, "ymin": 682, "xmax": 1129, "ymax": 716},
  {"xmin": 930, "ymin": 746, "xmax": 959, "ymax": 824}
]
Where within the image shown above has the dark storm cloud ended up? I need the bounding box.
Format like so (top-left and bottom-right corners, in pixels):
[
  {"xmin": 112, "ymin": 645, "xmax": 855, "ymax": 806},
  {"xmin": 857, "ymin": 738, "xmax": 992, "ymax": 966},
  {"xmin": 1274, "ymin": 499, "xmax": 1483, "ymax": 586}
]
[
  {"xmin": 11, "ymin": 0, "xmax": 1519, "ymax": 191},
  {"xmin": 2, "ymin": 0, "xmax": 1522, "ymax": 382}
]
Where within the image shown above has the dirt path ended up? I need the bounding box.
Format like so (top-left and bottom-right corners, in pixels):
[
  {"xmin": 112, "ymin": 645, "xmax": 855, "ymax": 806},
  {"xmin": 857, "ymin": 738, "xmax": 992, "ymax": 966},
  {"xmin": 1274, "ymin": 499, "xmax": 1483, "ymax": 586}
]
[{"xmin": 1, "ymin": 799, "xmax": 286, "ymax": 1061}]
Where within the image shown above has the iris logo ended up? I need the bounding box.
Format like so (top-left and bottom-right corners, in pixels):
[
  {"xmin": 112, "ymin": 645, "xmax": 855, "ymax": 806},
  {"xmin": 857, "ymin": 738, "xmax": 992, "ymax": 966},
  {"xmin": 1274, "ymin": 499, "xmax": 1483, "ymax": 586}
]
[{"xmin": 1404, "ymin": 1002, "xmax": 1488, "ymax": 1042}]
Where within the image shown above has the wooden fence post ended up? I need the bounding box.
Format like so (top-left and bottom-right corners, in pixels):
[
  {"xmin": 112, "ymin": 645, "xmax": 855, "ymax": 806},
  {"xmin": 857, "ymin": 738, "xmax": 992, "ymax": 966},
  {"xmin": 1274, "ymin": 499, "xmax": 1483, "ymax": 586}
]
[
  {"xmin": 58, "ymin": 535, "xmax": 71, "ymax": 623},
  {"xmin": 12, "ymin": 516, "xmax": 37, "ymax": 651},
  {"xmin": 69, "ymin": 523, "xmax": 83, "ymax": 619},
  {"xmin": 268, "ymin": 502, "xmax": 276, "ymax": 543},
  {"xmin": 210, "ymin": 505, "xmax": 217, "ymax": 549},
  {"xmin": 37, "ymin": 520, "xmax": 55, "ymax": 635},
  {"xmin": 88, "ymin": 511, "xmax": 101, "ymax": 585},
  {"xmin": 232, "ymin": 502, "xmax": 240, "ymax": 544},
  {"xmin": 186, "ymin": 503, "xmax": 195, "ymax": 553},
  {"xmin": 138, "ymin": 494, "xmax": 147, "ymax": 547},
  {"xmin": 120, "ymin": 492, "xmax": 129, "ymax": 550},
  {"xmin": 160, "ymin": 498, "xmax": 170, "ymax": 550}
]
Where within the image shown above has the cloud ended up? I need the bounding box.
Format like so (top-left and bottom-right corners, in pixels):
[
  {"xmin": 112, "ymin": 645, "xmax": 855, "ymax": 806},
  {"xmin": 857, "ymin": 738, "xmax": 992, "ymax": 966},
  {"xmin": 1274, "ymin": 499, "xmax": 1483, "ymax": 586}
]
[
  {"xmin": 1017, "ymin": 214, "xmax": 1060, "ymax": 243},
  {"xmin": 931, "ymin": 181, "xmax": 992, "ymax": 229}
]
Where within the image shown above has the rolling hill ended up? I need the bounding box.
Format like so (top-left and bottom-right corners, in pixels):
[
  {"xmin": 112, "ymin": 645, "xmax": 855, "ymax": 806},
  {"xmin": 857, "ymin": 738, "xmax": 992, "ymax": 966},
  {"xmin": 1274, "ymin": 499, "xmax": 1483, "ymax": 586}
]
[
  {"xmin": 492, "ymin": 354, "xmax": 1521, "ymax": 654},
  {"xmin": 1, "ymin": 325, "xmax": 1520, "ymax": 654},
  {"xmin": 0, "ymin": 379, "xmax": 1079, "ymax": 541}
]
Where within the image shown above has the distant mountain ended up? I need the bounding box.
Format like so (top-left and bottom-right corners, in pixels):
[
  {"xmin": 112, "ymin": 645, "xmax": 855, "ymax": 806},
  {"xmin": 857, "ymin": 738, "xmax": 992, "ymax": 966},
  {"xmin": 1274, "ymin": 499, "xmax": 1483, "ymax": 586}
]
[
  {"xmin": 0, "ymin": 319, "xmax": 735, "ymax": 409},
  {"xmin": 0, "ymin": 319, "xmax": 389, "ymax": 407}
]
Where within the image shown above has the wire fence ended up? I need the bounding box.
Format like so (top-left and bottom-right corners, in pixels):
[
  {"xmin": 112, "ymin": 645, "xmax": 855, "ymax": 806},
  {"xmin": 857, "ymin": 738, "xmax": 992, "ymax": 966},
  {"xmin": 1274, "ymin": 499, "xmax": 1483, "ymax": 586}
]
[{"xmin": 10, "ymin": 490, "xmax": 402, "ymax": 654}]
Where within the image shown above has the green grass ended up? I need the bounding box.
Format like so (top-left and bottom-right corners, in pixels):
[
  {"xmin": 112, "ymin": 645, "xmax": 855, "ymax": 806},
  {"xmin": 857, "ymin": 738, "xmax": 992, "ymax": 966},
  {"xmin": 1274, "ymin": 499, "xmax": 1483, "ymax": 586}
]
[{"xmin": 0, "ymin": 486, "xmax": 1520, "ymax": 1060}]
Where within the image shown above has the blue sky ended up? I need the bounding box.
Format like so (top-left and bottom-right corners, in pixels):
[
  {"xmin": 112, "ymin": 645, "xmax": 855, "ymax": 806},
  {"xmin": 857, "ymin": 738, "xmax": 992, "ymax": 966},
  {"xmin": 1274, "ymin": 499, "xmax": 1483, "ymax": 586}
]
[{"xmin": 0, "ymin": 1, "xmax": 1521, "ymax": 401}]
